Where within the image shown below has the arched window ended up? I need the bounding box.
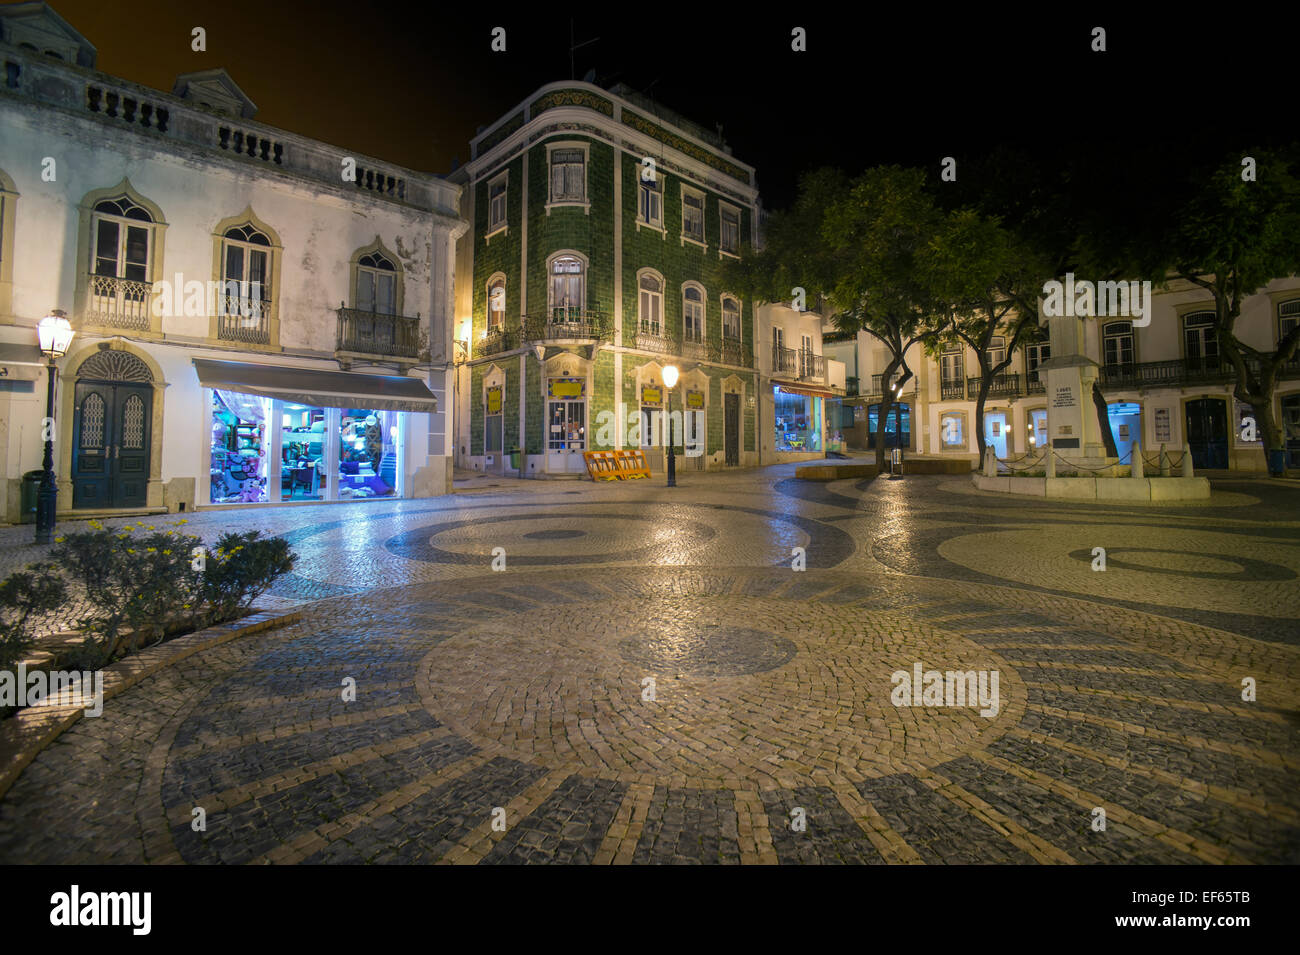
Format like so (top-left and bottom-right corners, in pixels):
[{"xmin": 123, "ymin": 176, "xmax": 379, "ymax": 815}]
[
  {"xmin": 683, "ymin": 284, "xmax": 705, "ymax": 343},
  {"xmin": 548, "ymin": 254, "xmax": 585, "ymax": 323},
  {"xmin": 356, "ymin": 250, "xmax": 397, "ymax": 315},
  {"xmin": 222, "ymin": 223, "xmax": 272, "ymax": 304},
  {"xmin": 91, "ymin": 196, "xmax": 154, "ymax": 282},
  {"xmin": 638, "ymin": 271, "xmax": 663, "ymax": 334},
  {"xmin": 487, "ymin": 276, "xmax": 506, "ymax": 332}
]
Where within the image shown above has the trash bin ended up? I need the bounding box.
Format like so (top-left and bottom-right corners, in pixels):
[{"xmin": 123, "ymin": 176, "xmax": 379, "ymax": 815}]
[
  {"xmin": 20, "ymin": 469, "xmax": 43, "ymax": 524},
  {"xmin": 509, "ymin": 448, "xmax": 522, "ymax": 472},
  {"xmin": 1268, "ymin": 449, "xmax": 1286, "ymax": 476}
]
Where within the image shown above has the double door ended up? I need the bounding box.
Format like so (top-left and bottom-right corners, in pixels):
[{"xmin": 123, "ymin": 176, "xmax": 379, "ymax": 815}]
[
  {"xmin": 1185, "ymin": 397, "xmax": 1228, "ymax": 470},
  {"xmin": 72, "ymin": 380, "xmax": 152, "ymax": 508}
]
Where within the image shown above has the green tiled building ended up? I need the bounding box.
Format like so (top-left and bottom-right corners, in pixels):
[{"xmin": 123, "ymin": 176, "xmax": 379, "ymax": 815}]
[{"xmin": 450, "ymin": 81, "xmax": 760, "ymax": 476}]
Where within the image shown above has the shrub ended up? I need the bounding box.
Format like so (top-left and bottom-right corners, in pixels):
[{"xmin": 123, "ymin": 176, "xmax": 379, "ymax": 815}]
[
  {"xmin": 0, "ymin": 563, "xmax": 66, "ymax": 672},
  {"xmin": 198, "ymin": 531, "xmax": 296, "ymax": 622},
  {"xmin": 53, "ymin": 521, "xmax": 204, "ymax": 665}
]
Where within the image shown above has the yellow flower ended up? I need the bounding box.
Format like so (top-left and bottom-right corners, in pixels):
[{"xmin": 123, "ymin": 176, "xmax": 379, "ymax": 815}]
[
  {"xmin": 146, "ymin": 547, "xmax": 156, "ymax": 553},
  {"xmin": 54, "ymin": 536, "xmax": 65, "ymax": 543},
  {"xmin": 163, "ymin": 550, "xmax": 172, "ymax": 555},
  {"xmin": 127, "ymin": 549, "xmax": 135, "ymax": 554}
]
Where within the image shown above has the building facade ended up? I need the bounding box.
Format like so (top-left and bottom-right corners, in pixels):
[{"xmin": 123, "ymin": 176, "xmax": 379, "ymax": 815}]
[
  {"xmin": 756, "ymin": 301, "xmax": 845, "ymax": 462},
  {"xmin": 0, "ymin": 3, "xmax": 464, "ymax": 522},
  {"xmin": 450, "ymin": 81, "xmax": 762, "ymax": 476},
  {"xmin": 825, "ymin": 279, "xmax": 1300, "ymax": 471}
]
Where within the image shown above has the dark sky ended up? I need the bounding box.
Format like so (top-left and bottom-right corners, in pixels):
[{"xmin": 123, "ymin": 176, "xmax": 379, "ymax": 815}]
[{"xmin": 38, "ymin": 1, "xmax": 1294, "ymax": 209}]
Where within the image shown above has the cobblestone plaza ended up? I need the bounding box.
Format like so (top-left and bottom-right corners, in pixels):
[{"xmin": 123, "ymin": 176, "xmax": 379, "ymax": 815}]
[{"xmin": 1, "ymin": 467, "xmax": 1297, "ymax": 865}]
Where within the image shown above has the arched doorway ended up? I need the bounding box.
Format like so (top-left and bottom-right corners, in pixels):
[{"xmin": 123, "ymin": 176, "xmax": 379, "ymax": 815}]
[
  {"xmin": 1185, "ymin": 397, "xmax": 1228, "ymax": 470},
  {"xmin": 71, "ymin": 349, "xmax": 153, "ymax": 508}
]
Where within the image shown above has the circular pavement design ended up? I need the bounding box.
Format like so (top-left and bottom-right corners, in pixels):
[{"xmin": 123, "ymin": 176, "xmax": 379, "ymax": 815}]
[{"xmin": 1, "ymin": 566, "xmax": 1296, "ymax": 865}]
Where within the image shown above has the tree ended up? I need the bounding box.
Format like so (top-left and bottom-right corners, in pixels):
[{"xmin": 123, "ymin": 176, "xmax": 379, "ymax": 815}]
[
  {"xmin": 1076, "ymin": 146, "xmax": 1300, "ymax": 473},
  {"xmin": 923, "ymin": 209, "xmax": 1047, "ymax": 463},
  {"xmin": 728, "ymin": 166, "xmax": 947, "ymax": 469}
]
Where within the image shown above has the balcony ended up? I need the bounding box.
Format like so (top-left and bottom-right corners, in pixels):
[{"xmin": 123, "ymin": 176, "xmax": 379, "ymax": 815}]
[
  {"xmin": 215, "ymin": 296, "xmax": 271, "ymax": 345},
  {"xmin": 1026, "ymin": 371, "xmax": 1046, "ymax": 395},
  {"xmin": 845, "ymin": 375, "xmax": 860, "ymax": 397},
  {"xmin": 85, "ymin": 274, "xmax": 152, "ymax": 331},
  {"xmin": 636, "ymin": 322, "xmax": 676, "ymax": 354},
  {"xmin": 799, "ymin": 351, "xmax": 826, "ymax": 381},
  {"xmin": 336, "ymin": 306, "xmax": 420, "ymax": 360},
  {"xmin": 940, "ymin": 380, "xmax": 965, "ymax": 401},
  {"xmin": 1097, "ymin": 356, "xmax": 1300, "ymax": 389},
  {"xmin": 773, "ymin": 345, "xmax": 799, "ymax": 375},
  {"xmin": 717, "ymin": 338, "xmax": 752, "ymax": 368},
  {"xmin": 682, "ymin": 337, "xmax": 708, "ymax": 360},
  {"xmin": 773, "ymin": 345, "xmax": 824, "ymax": 380},
  {"xmin": 477, "ymin": 309, "xmax": 612, "ymax": 358},
  {"xmin": 967, "ymin": 373, "xmax": 1022, "ymax": 399}
]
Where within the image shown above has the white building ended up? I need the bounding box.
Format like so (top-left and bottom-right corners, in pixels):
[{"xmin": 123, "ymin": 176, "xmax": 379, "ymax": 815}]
[
  {"xmin": 756, "ymin": 300, "xmax": 845, "ymax": 463},
  {"xmin": 824, "ymin": 279, "xmax": 1300, "ymax": 471},
  {"xmin": 0, "ymin": 2, "xmax": 465, "ymax": 523}
]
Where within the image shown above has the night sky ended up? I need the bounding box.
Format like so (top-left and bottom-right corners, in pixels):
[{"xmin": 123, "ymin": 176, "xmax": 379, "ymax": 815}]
[{"xmin": 36, "ymin": 1, "xmax": 1295, "ymax": 208}]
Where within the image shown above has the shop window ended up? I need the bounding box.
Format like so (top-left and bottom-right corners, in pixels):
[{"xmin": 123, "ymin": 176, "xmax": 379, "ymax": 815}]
[
  {"xmin": 775, "ymin": 387, "xmax": 819, "ymax": 452},
  {"xmin": 940, "ymin": 411, "xmax": 966, "ymax": 449},
  {"xmin": 339, "ymin": 409, "xmax": 398, "ymax": 498},
  {"xmin": 281, "ymin": 404, "xmax": 327, "ymax": 501},
  {"xmin": 210, "ymin": 390, "xmax": 270, "ymax": 503},
  {"xmin": 868, "ymin": 402, "xmax": 910, "ymax": 450}
]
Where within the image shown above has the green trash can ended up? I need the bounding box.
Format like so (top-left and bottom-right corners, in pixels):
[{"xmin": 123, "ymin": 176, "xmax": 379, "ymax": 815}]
[
  {"xmin": 20, "ymin": 469, "xmax": 43, "ymax": 524},
  {"xmin": 509, "ymin": 448, "xmax": 522, "ymax": 472}
]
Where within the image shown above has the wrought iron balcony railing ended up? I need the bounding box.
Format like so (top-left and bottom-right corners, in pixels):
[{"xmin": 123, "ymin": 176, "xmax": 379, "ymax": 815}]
[
  {"xmin": 477, "ymin": 310, "xmax": 612, "ymax": 358},
  {"xmin": 682, "ymin": 338, "xmax": 708, "ymax": 360},
  {"xmin": 85, "ymin": 274, "xmax": 152, "ymax": 330},
  {"xmin": 968, "ymin": 373, "xmax": 1021, "ymax": 399},
  {"xmin": 636, "ymin": 323, "xmax": 676, "ymax": 354},
  {"xmin": 215, "ymin": 295, "xmax": 272, "ymax": 344},
  {"xmin": 717, "ymin": 338, "xmax": 752, "ymax": 368},
  {"xmin": 336, "ymin": 306, "xmax": 421, "ymax": 359},
  {"xmin": 773, "ymin": 345, "xmax": 799, "ymax": 374},
  {"xmin": 799, "ymin": 350, "xmax": 826, "ymax": 381},
  {"xmin": 845, "ymin": 376, "xmax": 860, "ymax": 397}
]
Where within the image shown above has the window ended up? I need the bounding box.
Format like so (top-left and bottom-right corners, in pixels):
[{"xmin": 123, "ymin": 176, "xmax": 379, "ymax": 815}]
[
  {"xmin": 487, "ymin": 277, "xmax": 506, "ymax": 332},
  {"xmin": 223, "ymin": 224, "xmax": 272, "ymax": 304},
  {"xmin": 356, "ymin": 251, "xmax": 396, "ymax": 315},
  {"xmin": 485, "ymin": 386, "xmax": 503, "ymax": 453},
  {"xmin": 682, "ymin": 190, "xmax": 705, "ymax": 243},
  {"xmin": 800, "ymin": 334, "xmax": 814, "ymax": 377},
  {"xmin": 638, "ymin": 272, "xmax": 663, "ymax": 333},
  {"xmin": 986, "ymin": 335, "xmax": 1006, "ymax": 368},
  {"xmin": 639, "ymin": 175, "xmax": 662, "ymax": 228},
  {"xmin": 1103, "ymin": 321, "xmax": 1134, "ymax": 369},
  {"xmin": 1182, "ymin": 311, "xmax": 1218, "ymax": 368},
  {"xmin": 940, "ymin": 411, "xmax": 966, "ymax": 449},
  {"xmin": 548, "ymin": 254, "xmax": 585, "ymax": 322},
  {"xmin": 720, "ymin": 205, "xmax": 740, "ymax": 255},
  {"xmin": 1026, "ymin": 341, "xmax": 1050, "ymax": 384},
  {"xmin": 1279, "ymin": 300, "xmax": 1299, "ymax": 343},
  {"xmin": 91, "ymin": 197, "xmax": 153, "ymax": 282},
  {"xmin": 721, "ymin": 296, "xmax": 741, "ymax": 340},
  {"xmin": 549, "ymin": 148, "xmax": 585, "ymax": 203},
  {"xmin": 488, "ymin": 174, "xmax": 508, "ymax": 232},
  {"xmin": 683, "ymin": 285, "xmax": 705, "ymax": 343},
  {"xmin": 940, "ymin": 347, "xmax": 964, "ymax": 384}
]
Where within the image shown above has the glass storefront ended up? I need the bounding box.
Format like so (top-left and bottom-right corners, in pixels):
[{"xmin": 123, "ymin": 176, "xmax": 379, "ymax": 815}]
[
  {"xmin": 281, "ymin": 403, "xmax": 327, "ymax": 501},
  {"xmin": 207, "ymin": 390, "xmax": 407, "ymax": 504},
  {"xmin": 338, "ymin": 409, "xmax": 398, "ymax": 499},
  {"xmin": 774, "ymin": 387, "xmax": 821, "ymax": 452},
  {"xmin": 210, "ymin": 390, "xmax": 270, "ymax": 504},
  {"xmin": 867, "ymin": 402, "xmax": 910, "ymax": 450}
]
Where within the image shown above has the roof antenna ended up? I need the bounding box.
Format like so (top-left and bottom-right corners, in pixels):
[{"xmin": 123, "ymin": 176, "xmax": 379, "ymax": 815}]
[{"xmin": 569, "ymin": 19, "xmax": 600, "ymax": 80}]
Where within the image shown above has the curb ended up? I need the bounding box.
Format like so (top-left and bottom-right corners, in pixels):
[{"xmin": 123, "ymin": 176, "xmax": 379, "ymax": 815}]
[{"xmin": 0, "ymin": 607, "xmax": 303, "ymax": 803}]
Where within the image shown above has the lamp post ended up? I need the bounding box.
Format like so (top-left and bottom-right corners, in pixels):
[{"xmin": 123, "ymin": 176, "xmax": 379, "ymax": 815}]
[
  {"xmin": 35, "ymin": 309, "xmax": 74, "ymax": 544},
  {"xmin": 662, "ymin": 364, "xmax": 679, "ymax": 487}
]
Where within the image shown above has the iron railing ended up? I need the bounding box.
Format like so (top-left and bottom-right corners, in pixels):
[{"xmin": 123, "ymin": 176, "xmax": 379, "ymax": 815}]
[
  {"xmin": 336, "ymin": 306, "xmax": 420, "ymax": 358},
  {"xmin": 477, "ymin": 309, "xmax": 612, "ymax": 358},
  {"xmin": 85, "ymin": 274, "xmax": 152, "ymax": 330},
  {"xmin": 215, "ymin": 295, "xmax": 271, "ymax": 344},
  {"xmin": 968, "ymin": 373, "xmax": 1021, "ymax": 399},
  {"xmin": 940, "ymin": 380, "xmax": 965, "ymax": 401}
]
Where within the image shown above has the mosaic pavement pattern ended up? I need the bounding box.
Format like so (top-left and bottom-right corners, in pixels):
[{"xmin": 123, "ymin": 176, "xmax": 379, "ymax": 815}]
[{"xmin": 0, "ymin": 468, "xmax": 1298, "ymax": 864}]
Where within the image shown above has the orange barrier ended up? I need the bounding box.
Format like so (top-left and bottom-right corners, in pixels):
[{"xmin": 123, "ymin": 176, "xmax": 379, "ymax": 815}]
[
  {"xmin": 614, "ymin": 449, "xmax": 651, "ymax": 480},
  {"xmin": 583, "ymin": 450, "xmax": 620, "ymax": 481}
]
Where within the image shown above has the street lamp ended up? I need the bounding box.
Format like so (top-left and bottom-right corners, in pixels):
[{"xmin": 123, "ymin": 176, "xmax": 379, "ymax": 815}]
[
  {"xmin": 662, "ymin": 364, "xmax": 679, "ymax": 487},
  {"xmin": 35, "ymin": 309, "xmax": 74, "ymax": 544}
]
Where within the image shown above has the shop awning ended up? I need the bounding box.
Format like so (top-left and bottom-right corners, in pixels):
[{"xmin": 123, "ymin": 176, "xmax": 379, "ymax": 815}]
[
  {"xmin": 0, "ymin": 343, "xmax": 45, "ymax": 381},
  {"xmin": 193, "ymin": 358, "xmax": 437, "ymax": 413},
  {"xmin": 773, "ymin": 380, "xmax": 834, "ymax": 399}
]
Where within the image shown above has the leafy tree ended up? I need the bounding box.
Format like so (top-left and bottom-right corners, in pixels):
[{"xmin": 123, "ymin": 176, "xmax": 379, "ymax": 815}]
[{"xmin": 728, "ymin": 166, "xmax": 947, "ymax": 469}]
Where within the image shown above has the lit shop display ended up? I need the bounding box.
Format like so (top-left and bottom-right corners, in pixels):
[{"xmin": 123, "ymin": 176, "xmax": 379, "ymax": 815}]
[
  {"xmin": 774, "ymin": 386, "xmax": 821, "ymax": 452},
  {"xmin": 210, "ymin": 390, "xmax": 270, "ymax": 504}
]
